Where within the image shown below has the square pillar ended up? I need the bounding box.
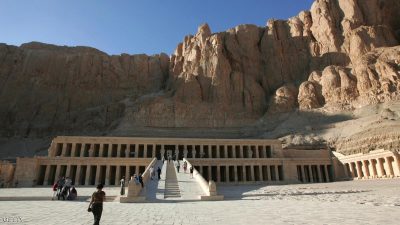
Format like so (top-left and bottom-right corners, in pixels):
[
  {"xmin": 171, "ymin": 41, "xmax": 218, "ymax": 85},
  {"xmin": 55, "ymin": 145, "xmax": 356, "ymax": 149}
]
[
  {"xmin": 152, "ymin": 144, "xmax": 156, "ymax": 159},
  {"xmin": 250, "ymin": 165, "xmax": 255, "ymax": 182},
  {"xmin": 393, "ymin": 155, "xmax": 400, "ymax": 177},
  {"xmin": 308, "ymin": 166, "xmax": 314, "ymax": 182},
  {"xmin": 125, "ymin": 147, "xmax": 130, "ymax": 158},
  {"xmin": 225, "ymin": 166, "xmax": 230, "ymax": 182},
  {"xmin": 60, "ymin": 143, "xmax": 67, "ymax": 157},
  {"xmin": 135, "ymin": 166, "xmax": 140, "ymax": 175},
  {"xmin": 116, "ymin": 144, "xmax": 121, "ymax": 157},
  {"xmin": 217, "ymin": 166, "xmax": 221, "ymax": 182},
  {"xmin": 349, "ymin": 163, "xmax": 356, "ymax": 178},
  {"xmin": 208, "ymin": 145, "xmax": 212, "ymax": 159},
  {"xmin": 324, "ymin": 165, "xmax": 330, "ymax": 182},
  {"xmin": 234, "ymin": 166, "xmax": 238, "ymax": 182},
  {"xmin": 105, "ymin": 165, "xmax": 111, "ymax": 185},
  {"xmin": 115, "ymin": 166, "xmax": 121, "ymax": 186},
  {"xmin": 85, "ymin": 165, "xmax": 91, "ymax": 185},
  {"xmin": 242, "ymin": 166, "xmax": 246, "ymax": 182},
  {"xmin": 89, "ymin": 144, "xmax": 94, "ymax": 157},
  {"xmin": 71, "ymin": 143, "xmax": 77, "ymax": 157},
  {"xmin": 355, "ymin": 161, "xmax": 363, "ymax": 179},
  {"xmin": 65, "ymin": 165, "xmax": 71, "ymax": 177},
  {"xmin": 135, "ymin": 145, "xmax": 139, "ymax": 158},
  {"xmin": 316, "ymin": 165, "xmax": 322, "ymax": 182},
  {"xmin": 95, "ymin": 165, "xmax": 101, "ymax": 184},
  {"xmin": 144, "ymin": 145, "xmax": 148, "ymax": 158},
  {"xmin": 216, "ymin": 146, "xmax": 220, "ymax": 158},
  {"xmin": 239, "ymin": 146, "xmax": 244, "ymax": 158},
  {"xmin": 99, "ymin": 144, "xmax": 104, "ymax": 157},
  {"xmin": 301, "ymin": 165, "xmax": 306, "ymax": 182},
  {"xmin": 362, "ymin": 160, "xmax": 370, "ymax": 178},
  {"xmin": 44, "ymin": 165, "xmax": 51, "ymax": 185},
  {"xmin": 376, "ymin": 158, "xmax": 385, "ymax": 177},
  {"xmin": 274, "ymin": 166, "xmax": 279, "ymax": 181},
  {"xmin": 368, "ymin": 160, "xmax": 377, "ymax": 178},
  {"xmin": 384, "ymin": 157, "xmax": 395, "ymax": 177},
  {"xmin": 200, "ymin": 145, "xmax": 204, "ymax": 158},
  {"xmin": 125, "ymin": 166, "xmax": 130, "ymax": 180},
  {"xmin": 266, "ymin": 165, "xmax": 270, "ymax": 181},
  {"xmin": 75, "ymin": 165, "xmax": 81, "ymax": 185},
  {"xmin": 192, "ymin": 145, "xmax": 196, "ymax": 159},
  {"xmin": 254, "ymin": 147, "xmax": 259, "ymax": 158}
]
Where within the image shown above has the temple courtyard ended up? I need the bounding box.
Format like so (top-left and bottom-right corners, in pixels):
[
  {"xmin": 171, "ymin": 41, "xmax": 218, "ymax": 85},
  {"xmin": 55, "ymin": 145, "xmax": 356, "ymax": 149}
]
[{"xmin": 0, "ymin": 179, "xmax": 399, "ymax": 225}]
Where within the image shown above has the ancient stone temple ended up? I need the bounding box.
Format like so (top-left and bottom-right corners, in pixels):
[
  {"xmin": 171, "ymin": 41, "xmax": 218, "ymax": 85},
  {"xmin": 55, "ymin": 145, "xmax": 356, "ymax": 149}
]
[{"xmin": 13, "ymin": 136, "xmax": 334, "ymax": 187}]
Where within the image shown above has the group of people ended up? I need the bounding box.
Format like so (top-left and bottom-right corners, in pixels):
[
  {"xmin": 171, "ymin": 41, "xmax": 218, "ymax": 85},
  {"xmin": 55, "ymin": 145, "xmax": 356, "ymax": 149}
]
[
  {"xmin": 174, "ymin": 160, "xmax": 194, "ymax": 177},
  {"xmin": 52, "ymin": 176, "xmax": 77, "ymax": 201},
  {"xmin": 149, "ymin": 166, "xmax": 162, "ymax": 180}
]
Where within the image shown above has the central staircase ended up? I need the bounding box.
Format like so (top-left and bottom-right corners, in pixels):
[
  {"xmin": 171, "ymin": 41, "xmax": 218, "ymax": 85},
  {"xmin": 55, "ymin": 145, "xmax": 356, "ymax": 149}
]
[{"xmin": 164, "ymin": 162, "xmax": 181, "ymax": 198}]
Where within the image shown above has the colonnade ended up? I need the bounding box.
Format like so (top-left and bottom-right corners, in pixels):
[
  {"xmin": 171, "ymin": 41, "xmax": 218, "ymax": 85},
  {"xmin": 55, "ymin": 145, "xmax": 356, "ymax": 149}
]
[
  {"xmin": 296, "ymin": 164, "xmax": 332, "ymax": 183},
  {"xmin": 52, "ymin": 142, "xmax": 274, "ymax": 160},
  {"xmin": 36, "ymin": 163, "xmax": 148, "ymax": 186},
  {"xmin": 343, "ymin": 155, "xmax": 400, "ymax": 179},
  {"xmin": 196, "ymin": 164, "xmax": 283, "ymax": 183}
]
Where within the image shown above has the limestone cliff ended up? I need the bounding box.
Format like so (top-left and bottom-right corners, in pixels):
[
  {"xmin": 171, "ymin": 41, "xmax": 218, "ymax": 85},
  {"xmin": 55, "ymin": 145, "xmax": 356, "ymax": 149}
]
[{"xmin": 1, "ymin": 0, "xmax": 400, "ymax": 157}]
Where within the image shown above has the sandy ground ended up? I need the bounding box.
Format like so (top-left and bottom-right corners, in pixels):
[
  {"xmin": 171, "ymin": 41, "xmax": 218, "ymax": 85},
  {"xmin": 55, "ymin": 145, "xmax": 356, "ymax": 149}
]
[{"xmin": 0, "ymin": 179, "xmax": 399, "ymax": 225}]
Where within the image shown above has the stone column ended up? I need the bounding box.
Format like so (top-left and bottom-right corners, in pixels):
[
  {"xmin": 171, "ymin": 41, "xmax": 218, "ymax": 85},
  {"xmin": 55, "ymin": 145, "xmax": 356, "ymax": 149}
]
[
  {"xmin": 362, "ymin": 160, "xmax": 370, "ymax": 178},
  {"xmin": 324, "ymin": 165, "xmax": 330, "ymax": 182},
  {"xmin": 355, "ymin": 161, "xmax": 363, "ymax": 179},
  {"xmin": 152, "ymin": 144, "xmax": 156, "ymax": 159},
  {"xmin": 44, "ymin": 165, "xmax": 51, "ymax": 185},
  {"xmin": 192, "ymin": 145, "xmax": 196, "ymax": 158},
  {"xmin": 160, "ymin": 146, "xmax": 165, "ymax": 159},
  {"xmin": 263, "ymin": 146, "xmax": 267, "ymax": 158},
  {"xmin": 266, "ymin": 166, "xmax": 270, "ymax": 181},
  {"xmin": 115, "ymin": 166, "xmax": 121, "ymax": 185},
  {"xmin": 217, "ymin": 166, "xmax": 221, "ymax": 182},
  {"xmin": 135, "ymin": 166, "xmax": 140, "ymax": 175},
  {"xmin": 368, "ymin": 160, "xmax": 377, "ymax": 178},
  {"xmin": 61, "ymin": 143, "xmax": 67, "ymax": 157},
  {"xmin": 250, "ymin": 165, "xmax": 255, "ymax": 182},
  {"xmin": 125, "ymin": 166, "xmax": 130, "ymax": 180},
  {"xmin": 376, "ymin": 158, "xmax": 385, "ymax": 177},
  {"xmin": 107, "ymin": 145, "xmax": 112, "ymax": 157},
  {"xmin": 115, "ymin": 144, "xmax": 120, "ymax": 157},
  {"xmin": 301, "ymin": 166, "xmax": 307, "ymax": 182},
  {"xmin": 393, "ymin": 155, "xmax": 400, "ymax": 177},
  {"xmin": 99, "ymin": 144, "xmax": 104, "ymax": 157},
  {"xmin": 255, "ymin": 147, "xmax": 259, "ymax": 158},
  {"xmin": 89, "ymin": 144, "xmax": 94, "ymax": 157},
  {"xmin": 308, "ymin": 166, "xmax": 314, "ymax": 183},
  {"xmin": 225, "ymin": 166, "xmax": 230, "ymax": 182},
  {"xmin": 274, "ymin": 166, "xmax": 280, "ymax": 181},
  {"xmin": 200, "ymin": 145, "xmax": 204, "ymax": 158},
  {"xmin": 224, "ymin": 145, "xmax": 228, "ymax": 158},
  {"xmin": 144, "ymin": 145, "xmax": 148, "ymax": 158},
  {"xmin": 135, "ymin": 145, "xmax": 139, "ymax": 158},
  {"xmin": 242, "ymin": 166, "xmax": 246, "ymax": 182},
  {"xmin": 240, "ymin": 146, "xmax": 244, "ymax": 158},
  {"xmin": 71, "ymin": 143, "xmax": 77, "ymax": 157},
  {"xmin": 207, "ymin": 166, "xmax": 212, "ymax": 181},
  {"xmin": 183, "ymin": 146, "xmax": 188, "ymax": 159},
  {"xmin": 105, "ymin": 165, "xmax": 111, "ymax": 185},
  {"xmin": 95, "ymin": 165, "xmax": 101, "ymax": 184},
  {"xmin": 125, "ymin": 147, "xmax": 130, "ymax": 158},
  {"xmin": 258, "ymin": 165, "xmax": 263, "ymax": 181},
  {"xmin": 208, "ymin": 145, "xmax": 212, "ymax": 158},
  {"xmin": 216, "ymin": 146, "xmax": 220, "ymax": 158},
  {"xmin": 85, "ymin": 166, "xmax": 91, "ymax": 185},
  {"xmin": 65, "ymin": 165, "xmax": 71, "ymax": 177},
  {"xmin": 175, "ymin": 149, "xmax": 179, "ymax": 161},
  {"xmin": 234, "ymin": 166, "xmax": 238, "ymax": 182},
  {"xmin": 384, "ymin": 157, "xmax": 395, "ymax": 177},
  {"xmin": 316, "ymin": 165, "xmax": 322, "ymax": 182},
  {"xmin": 75, "ymin": 165, "xmax": 81, "ymax": 185},
  {"xmin": 54, "ymin": 165, "xmax": 61, "ymax": 179}
]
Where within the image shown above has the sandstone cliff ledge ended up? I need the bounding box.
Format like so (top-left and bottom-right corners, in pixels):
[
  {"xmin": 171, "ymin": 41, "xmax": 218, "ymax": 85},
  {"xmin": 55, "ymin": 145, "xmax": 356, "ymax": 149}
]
[{"xmin": 1, "ymin": 0, "xmax": 400, "ymax": 157}]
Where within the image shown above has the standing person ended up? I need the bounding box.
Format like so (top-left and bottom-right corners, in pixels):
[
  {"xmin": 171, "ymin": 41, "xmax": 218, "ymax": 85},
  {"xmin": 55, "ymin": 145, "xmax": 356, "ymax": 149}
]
[
  {"xmin": 183, "ymin": 161, "xmax": 187, "ymax": 173},
  {"xmin": 149, "ymin": 166, "xmax": 154, "ymax": 180},
  {"xmin": 64, "ymin": 177, "xmax": 72, "ymax": 194},
  {"xmin": 157, "ymin": 167, "xmax": 162, "ymax": 180},
  {"xmin": 57, "ymin": 177, "xmax": 65, "ymax": 200},
  {"xmin": 190, "ymin": 166, "xmax": 194, "ymax": 178},
  {"xmin": 88, "ymin": 184, "xmax": 106, "ymax": 225},
  {"xmin": 176, "ymin": 160, "xmax": 180, "ymax": 173},
  {"xmin": 138, "ymin": 173, "xmax": 144, "ymax": 188},
  {"xmin": 68, "ymin": 186, "xmax": 77, "ymax": 200},
  {"xmin": 120, "ymin": 176, "xmax": 125, "ymax": 195},
  {"xmin": 51, "ymin": 182, "xmax": 58, "ymax": 200}
]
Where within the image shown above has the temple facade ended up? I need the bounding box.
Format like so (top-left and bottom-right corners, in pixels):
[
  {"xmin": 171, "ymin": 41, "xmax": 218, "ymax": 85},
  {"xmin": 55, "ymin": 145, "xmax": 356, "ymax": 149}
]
[{"xmin": 13, "ymin": 136, "xmax": 335, "ymax": 187}]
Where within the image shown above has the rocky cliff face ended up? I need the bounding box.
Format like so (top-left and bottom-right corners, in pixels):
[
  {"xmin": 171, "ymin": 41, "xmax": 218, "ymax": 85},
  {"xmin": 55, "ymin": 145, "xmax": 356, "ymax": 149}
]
[{"xmin": 0, "ymin": 0, "xmax": 400, "ymax": 155}]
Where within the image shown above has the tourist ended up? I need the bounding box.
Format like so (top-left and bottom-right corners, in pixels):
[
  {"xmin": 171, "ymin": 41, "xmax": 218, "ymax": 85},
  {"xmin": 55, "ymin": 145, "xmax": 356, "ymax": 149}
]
[
  {"xmin": 183, "ymin": 161, "xmax": 187, "ymax": 173},
  {"xmin": 120, "ymin": 176, "xmax": 125, "ymax": 195},
  {"xmin": 51, "ymin": 182, "xmax": 58, "ymax": 200},
  {"xmin": 56, "ymin": 177, "xmax": 65, "ymax": 200},
  {"xmin": 176, "ymin": 160, "xmax": 180, "ymax": 173},
  {"xmin": 88, "ymin": 184, "xmax": 106, "ymax": 225},
  {"xmin": 64, "ymin": 177, "xmax": 72, "ymax": 194},
  {"xmin": 129, "ymin": 176, "xmax": 134, "ymax": 183},
  {"xmin": 138, "ymin": 173, "xmax": 144, "ymax": 188},
  {"xmin": 133, "ymin": 174, "xmax": 139, "ymax": 185},
  {"xmin": 149, "ymin": 166, "xmax": 154, "ymax": 180},
  {"xmin": 157, "ymin": 167, "xmax": 162, "ymax": 180},
  {"xmin": 190, "ymin": 166, "xmax": 194, "ymax": 178},
  {"xmin": 68, "ymin": 186, "xmax": 77, "ymax": 200}
]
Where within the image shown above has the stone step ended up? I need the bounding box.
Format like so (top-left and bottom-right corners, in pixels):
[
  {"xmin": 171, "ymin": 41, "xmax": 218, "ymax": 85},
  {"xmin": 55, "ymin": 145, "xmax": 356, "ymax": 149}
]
[{"xmin": 164, "ymin": 162, "xmax": 181, "ymax": 198}]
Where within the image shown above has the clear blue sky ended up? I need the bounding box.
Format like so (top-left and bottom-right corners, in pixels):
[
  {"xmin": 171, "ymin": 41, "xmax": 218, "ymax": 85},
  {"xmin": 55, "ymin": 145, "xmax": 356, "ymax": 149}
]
[{"xmin": 0, "ymin": 0, "xmax": 314, "ymax": 55}]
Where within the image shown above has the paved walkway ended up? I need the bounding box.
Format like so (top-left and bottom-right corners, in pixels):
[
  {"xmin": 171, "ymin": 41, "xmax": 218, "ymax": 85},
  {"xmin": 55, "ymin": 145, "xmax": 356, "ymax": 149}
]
[{"xmin": 175, "ymin": 160, "xmax": 205, "ymax": 200}]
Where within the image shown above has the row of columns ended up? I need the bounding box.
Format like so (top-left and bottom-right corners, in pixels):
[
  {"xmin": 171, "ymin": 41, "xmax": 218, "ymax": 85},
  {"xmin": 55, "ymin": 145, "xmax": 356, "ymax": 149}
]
[
  {"xmin": 54, "ymin": 142, "xmax": 273, "ymax": 159},
  {"xmin": 197, "ymin": 165, "xmax": 282, "ymax": 183},
  {"xmin": 344, "ymin": 155, "xmax": 400, "ymax": 179},
  {"xmin": 40, "ymin": 164, "xmax": 145, "ymax": 186},
  {"xmin": 297, "ymin": 164, "xmax": 331, "ymax": 183}
]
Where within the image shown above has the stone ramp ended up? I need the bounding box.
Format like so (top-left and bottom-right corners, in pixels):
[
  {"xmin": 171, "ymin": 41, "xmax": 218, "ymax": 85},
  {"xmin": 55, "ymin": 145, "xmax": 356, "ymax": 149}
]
[
  {"xmin": 175, "ymin": 161, "xmax": 205, "ymax": 200},
  {"xmin": 164, "ymin": 161, "xmax": 181, "ymax": 199},
  {"xmin": 142, "ymin": 160, "xmax": 166, "ymax": 201}
]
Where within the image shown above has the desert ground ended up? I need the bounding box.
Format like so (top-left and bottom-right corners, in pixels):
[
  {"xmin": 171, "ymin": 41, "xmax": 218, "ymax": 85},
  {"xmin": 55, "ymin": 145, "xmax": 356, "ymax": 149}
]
[{"xmin": 0, "ymin": 179, "xmax": 399, "ymax": 225}]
